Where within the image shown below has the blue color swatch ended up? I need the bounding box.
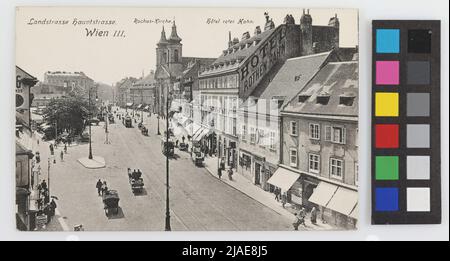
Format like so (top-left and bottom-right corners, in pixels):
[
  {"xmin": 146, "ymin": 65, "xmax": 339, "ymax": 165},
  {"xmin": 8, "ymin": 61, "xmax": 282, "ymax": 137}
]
[
  {"xmin": 376, "ymin": 29, "xmax": 400, "ymax": 53},
  {"xmin": 375, "ymin": 187, "xmax": 399, "ymax": 211}
]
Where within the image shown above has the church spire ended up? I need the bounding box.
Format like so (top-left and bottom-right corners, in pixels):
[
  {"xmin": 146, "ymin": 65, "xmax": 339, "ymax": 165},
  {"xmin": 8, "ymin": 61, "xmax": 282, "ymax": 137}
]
[
  {"xmin": 168, "ymin": 20, "xmax": 182, "ymax": 43},
  {"xmin": 158, "ymin": 26, "xmax": 168, "ymax": 45}
]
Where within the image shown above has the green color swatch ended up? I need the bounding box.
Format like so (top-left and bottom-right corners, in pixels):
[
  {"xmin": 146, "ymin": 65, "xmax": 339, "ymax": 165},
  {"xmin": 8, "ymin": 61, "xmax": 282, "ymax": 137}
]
[{"xmin": 376, "ymin": 156, "xmax": 399, "ymax": 180}]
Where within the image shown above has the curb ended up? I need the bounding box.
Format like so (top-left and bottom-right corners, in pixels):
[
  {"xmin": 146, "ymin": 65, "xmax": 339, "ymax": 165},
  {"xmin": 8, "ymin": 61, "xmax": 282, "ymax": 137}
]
[{"xmin": 203, "ymin": 165, "xmax": 295, "ymax": 219}]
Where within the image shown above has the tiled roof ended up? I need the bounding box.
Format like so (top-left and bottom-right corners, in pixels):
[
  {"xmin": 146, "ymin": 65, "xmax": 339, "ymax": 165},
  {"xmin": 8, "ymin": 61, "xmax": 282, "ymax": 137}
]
[
  {"xmin": 250, "ymin": 51, "xmax": 331, "ymax": 108},
  {"xmin": 199, "ymin": 28, "xmax": 276, "ymax": 77},
  {"xmin": 134, "ymin": 72, "xmax": 156, "ymax": 86},
  {"xmin": 283, "ymin": 61, "xmax": 358, "ymax": 117}
]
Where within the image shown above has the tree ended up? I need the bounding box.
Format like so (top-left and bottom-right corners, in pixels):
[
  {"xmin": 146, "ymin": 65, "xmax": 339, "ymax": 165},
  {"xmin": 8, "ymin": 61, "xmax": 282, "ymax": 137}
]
[{"xmin": 43, "ymin": 93, "xmax": 97, "ymax": 136}]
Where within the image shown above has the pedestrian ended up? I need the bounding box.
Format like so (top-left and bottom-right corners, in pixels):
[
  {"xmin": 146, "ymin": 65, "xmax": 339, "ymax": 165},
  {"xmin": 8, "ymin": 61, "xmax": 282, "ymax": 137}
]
[
  {"xmin": 292, "ymin": 213, "xmax": 301, "ymax": 231},
  {"xmin": 37, "ymin": 138, "xmax": 40, "ymax": 145},
  {"xmin": 60, "ymin": 150, "xmax": 64, "ymax": 161},
  {"xmin": 96, "ymin": 179, "xmax": 103, "ymax": 196},
  {"xmin": 310, "ymin": 206, "xmax": 317, "ymax": 225},
  {"xmin": 274, "ymin": 188, "xmax": 280, "ymax": 202},
  {"xmin": 298, "ymin": 207, "xmax": 307, "ymax": 227},
  {"xmin": 64, "ymin": 143, "xmax": 67, "ymax": 154},
  {"xmin": 43, "ymin": 189, "xmax": 50, "ymax": 204},
  {"xmin": 227, "ymin": 168, "xmax": 233, "ymax": 181},
  {"xmin": 101, "ymin": 181, "xmax": 107, "ymax": 195},
  {"xmin": 281, "ymin": 193, "xmax": 287, "ymax": 208},
  {"xmin": 41, "ymin": 179, "xmax": 48, "ymax": 191},
  {"xmin": 44, "ymin": 204, "xmax": 52, "ymax": 224},
  {"xmin": 182, "ymin": 136, "xmax": 185, "ymax": 143},
  {"xmin": 50, "ymin": 199, "xmax": 57, "ymax": 218},
  {"xmin": 175, "ymin": 140, "xmax": 179, "ymax": 147},
  {"xmin": 220, "ymin": 158, "xmax": 225, "ymax": 171}
]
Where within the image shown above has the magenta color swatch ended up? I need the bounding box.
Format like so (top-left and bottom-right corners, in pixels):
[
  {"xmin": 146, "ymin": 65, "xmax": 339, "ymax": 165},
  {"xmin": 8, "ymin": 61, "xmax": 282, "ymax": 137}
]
[{"xmin": 376, "ymin": 61, "xmax": 399, "ymax": 85}]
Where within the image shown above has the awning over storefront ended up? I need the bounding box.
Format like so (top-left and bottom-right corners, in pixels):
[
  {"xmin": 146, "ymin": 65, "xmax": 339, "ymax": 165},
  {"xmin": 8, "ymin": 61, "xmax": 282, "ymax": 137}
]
[
  {"xmin": 308, "ymin": 182, "xmax": 338, "ymax": 207},
  {"xmin": 126, "ymin": 102, "xmax": 133, "ymax": 107},
  {"xmin": 349, "ymin": 204, "xmax": 358, "ymax": 220},
  {"xmin": 186, "ymin": 122, "xmax": 202, "ymax": 136},
  {"xmin": 137, "ymin": 104, "xmax": 143, "ymax": 109},
  {"xmin": 179, "ymin": 117, "xmax": 192, "ymax": 126},
  {"xmin": 193, "ymin": 127, "xmax": 211, "ymax": 142},
  {"xmin": 144, "ymin": 105, "xmax": 150, "ymax": 110},
  {"xmin": 267, "ymin": 167, "xmax": 300, "ymax": 192},
  {"xmin": 326, "ymin": 186, "xmax": 358, "ymax": 216}
]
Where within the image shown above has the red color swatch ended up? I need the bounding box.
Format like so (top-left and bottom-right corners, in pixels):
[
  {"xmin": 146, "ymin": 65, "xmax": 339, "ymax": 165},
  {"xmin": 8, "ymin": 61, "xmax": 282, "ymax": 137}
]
[{"xmin": 375, "ymin": 124, "xmax": 399, "ymax": 148}]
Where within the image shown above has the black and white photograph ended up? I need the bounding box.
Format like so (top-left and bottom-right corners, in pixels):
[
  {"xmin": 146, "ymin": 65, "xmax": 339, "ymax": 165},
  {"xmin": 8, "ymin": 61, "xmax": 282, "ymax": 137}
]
[{"xmin": 14, "ymin": 7, "xmax": 359, "ymax": 231}]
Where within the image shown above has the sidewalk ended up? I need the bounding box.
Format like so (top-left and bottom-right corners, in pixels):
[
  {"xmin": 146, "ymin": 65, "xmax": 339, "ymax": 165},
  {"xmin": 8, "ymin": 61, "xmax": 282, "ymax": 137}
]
[{"xmin": 203, "ymin": 156, "xmax": 335, "ymax": 231}]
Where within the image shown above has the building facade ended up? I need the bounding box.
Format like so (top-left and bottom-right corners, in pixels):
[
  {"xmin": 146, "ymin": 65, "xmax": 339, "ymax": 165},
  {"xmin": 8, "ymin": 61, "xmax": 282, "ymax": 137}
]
[
  {"xmin": 15, "ymin": 66, "xmax": 38, "ymax": 231},
  {"xmin": 115, "ymin": 77, "xmax": 138, "ymax": 107},
  {"xmin": 31, "ymin": 71, "xmax": 95, "ymax": 107},
  {"xmin": 130, "ymin": 70, "xmax": 156, "ymax": 111},
  {"xmin": 197, "ymin": 11, "xmax": 340, "ymax": 171},
  {"xmin": 278, "ymin": 60, "xmax": 358, "ymax": 229}
]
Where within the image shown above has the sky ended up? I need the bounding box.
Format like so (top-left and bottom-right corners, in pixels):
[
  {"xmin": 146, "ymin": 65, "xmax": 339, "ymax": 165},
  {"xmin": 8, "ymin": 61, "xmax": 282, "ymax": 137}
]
[{"xmin": 16, "ymin": 7, "xmax": 358, "ymax": 85}]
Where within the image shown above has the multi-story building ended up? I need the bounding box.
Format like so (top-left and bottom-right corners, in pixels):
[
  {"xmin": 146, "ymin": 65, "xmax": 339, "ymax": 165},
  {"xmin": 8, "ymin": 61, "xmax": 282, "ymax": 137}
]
[
  {"xmin": 130, "ymin": 70, "xmax": 156, "ymax": 111},
  {"xmin": 154, "ymin": 22, "xmax": 215, "ymax": 118},
  {"xmin": 277, "ymin": 60, "xmax": 358, "ymax": 229},
  {"xmin": 31, "ymin": 71, "xmax": 95, "ymax": 106},
  {"xmin": 238, "ymin": 51, "xmax": 336, "ymax": 191},
  {"xmin": 197, "ymin": 11, "xmax": 341, "ymax": 170},
  {"xmin": 15, "ymin": 66, "xmax": 38, "ymax": 231},
  {"xmin": 115, "ymin": 77, "xmax": 138, "ymax": 108}
]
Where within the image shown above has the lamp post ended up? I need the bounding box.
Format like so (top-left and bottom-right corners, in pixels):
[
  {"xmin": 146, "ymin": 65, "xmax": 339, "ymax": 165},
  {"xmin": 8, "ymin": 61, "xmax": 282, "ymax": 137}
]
[
  {"xmin": 165, "ymin": 89, "xmax": 171, "ymax": 231},
  {"xmin": 88, "ymin": 87, "xmax": 94, "ymax": 160}
]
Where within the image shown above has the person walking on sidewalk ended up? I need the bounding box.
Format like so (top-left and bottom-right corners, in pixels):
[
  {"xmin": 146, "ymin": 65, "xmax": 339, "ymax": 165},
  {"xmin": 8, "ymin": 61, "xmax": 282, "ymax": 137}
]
[
  {"xmin": 298, "ymin": 207, "xmax": 307, "ymax": 227},
  {"xmin": 310, "ymin": 206, "xmax": 318, "ymax": 225},
  {"xmin": 182, "ymin": 136, "xmax": 185, "ymax": 143},
  {"xmin": 281, "ymin": 193, "xmax": 287, "ymax": 208},
  {"xmin": 227, "ymin": 168, "xmax": 234, "ymax": 181},
  {"xmin": 96, "ymin": 179, "xmax": 103, "ymax": 196},
  {"xmin": 274, "ymin": 188, "xmax": 281, "ymax": 202},
  {"xmin": 64, "ymin": 143, "xmax": 67, "ymax": 154},
  {"xmin": 293, "ymin": 213, "xmax": 301, "ymax": 231},
  {"xmin": 60, "ymin": 150, "xmax": 64, "ymax": 162}
]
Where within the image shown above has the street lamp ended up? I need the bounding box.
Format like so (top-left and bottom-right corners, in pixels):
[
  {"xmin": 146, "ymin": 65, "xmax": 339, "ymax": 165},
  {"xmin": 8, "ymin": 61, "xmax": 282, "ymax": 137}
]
[
  {"xmin": 165, "ymin": 89, "xmax": 172, "ymax": 231},
  {"xmin": 87, "ymin": 87, "xmax": 97, "ymax": 160}
]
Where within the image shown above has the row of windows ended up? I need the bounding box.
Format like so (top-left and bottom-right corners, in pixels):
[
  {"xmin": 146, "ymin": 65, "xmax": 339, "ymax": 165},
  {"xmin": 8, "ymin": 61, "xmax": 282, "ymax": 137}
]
[
  {"xmin": 200, "ymin": 95, "xmax": 238, "ymax": 116},
  {"xmin": 288, "ymin": 150, "xmax": 359, "ymax": 185},
  {"xmin": 199, "ymin": 74, "xmax": 238, "ymax": 90},
  {"xmin": 241, "ymin": 125, "xmax": 277, "ymax": 150},
  {"xmin": 289, "ymin": 121, "xmax": 348, "ymax": 145}
]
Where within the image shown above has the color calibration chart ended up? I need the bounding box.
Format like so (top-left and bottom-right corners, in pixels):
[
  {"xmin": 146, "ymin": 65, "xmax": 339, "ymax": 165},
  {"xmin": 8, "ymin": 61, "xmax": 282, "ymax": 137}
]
[{"xmin": 372, "ymin": 20, "xmax": 441, "ymax": 224}]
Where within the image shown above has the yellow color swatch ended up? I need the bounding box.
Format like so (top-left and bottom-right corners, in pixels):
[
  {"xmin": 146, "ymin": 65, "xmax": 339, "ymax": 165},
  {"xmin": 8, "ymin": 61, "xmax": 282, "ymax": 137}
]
[{"xmin": 375, "ymin": 92, "xmax": 399, "ymax": 117}]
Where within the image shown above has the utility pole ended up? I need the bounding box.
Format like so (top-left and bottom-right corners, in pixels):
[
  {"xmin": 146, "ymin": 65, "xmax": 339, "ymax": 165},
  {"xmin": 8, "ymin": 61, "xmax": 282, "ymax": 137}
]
[
  {"xmin": 165, "ymin": 88, "xmax": 171, "ymax": 231},
  {"xmin": 88, "ymin": 87, "xmax": 93, "ymax": 159}
]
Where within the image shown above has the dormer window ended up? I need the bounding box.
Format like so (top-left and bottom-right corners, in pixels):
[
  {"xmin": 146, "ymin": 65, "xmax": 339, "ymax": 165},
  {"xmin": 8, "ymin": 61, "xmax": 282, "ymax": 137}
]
[
  {"xmin": 316, "ymin": 91, "xmax": 331, "ymax": 105},
  {"xmin": 339, "ymin": 92, "xmax": 356, "ymax": 106},
  {"xmin": 298, "ymin": 94, "xmax": 311, "ymax": 103}
]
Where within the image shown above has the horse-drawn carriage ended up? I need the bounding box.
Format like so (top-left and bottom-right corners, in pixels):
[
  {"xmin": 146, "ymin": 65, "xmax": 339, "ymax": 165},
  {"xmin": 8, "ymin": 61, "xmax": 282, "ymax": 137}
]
[
  {"xmin": 102, "ymin": 190, "xmax": 120, "ymax": 215},
  {"xmin": 127, "ymin": 168, "xmax": 144, "ymax": 194}
]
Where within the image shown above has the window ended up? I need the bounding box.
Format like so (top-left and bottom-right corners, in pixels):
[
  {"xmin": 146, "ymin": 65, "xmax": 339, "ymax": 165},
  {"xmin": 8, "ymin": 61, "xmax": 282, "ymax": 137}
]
[
  {"xmin": 289, "ymin": 148, "xmax": 298, "ymax": 167},
  {"xmin": 330, "ymin": 158, "xmax": 344, "ymax": 180},
  {"xmin": 269, "ymin": 131, "xmax": 276, "ymax": 150},
  {"xmin": 355, "ymin": 163, "xmax": 359, "ymax": 186},
  {"xmin": 309, "ymin": 154, "xmax": 320, "ymax": 174},
  {"xmin": 257, "ymin": 129, "xmax": 265, "ymax": 146},
  {"xmin": 241, "ymin": 125, "xmax": 247, "ymax": 140},
  {"xmin": 250, "ymin": 127, "xmax": 256, "ymax": 143},
  {"xmin": 309, "ymin": 123, "xmax": 320, "ymax": 140},
  {"xmin": 325, "ymin": 126, "xmax": 346, "ymax": 144},
  {"xmin": 290, "ymin": 121, "xmax": 298, "ymax": 136}
]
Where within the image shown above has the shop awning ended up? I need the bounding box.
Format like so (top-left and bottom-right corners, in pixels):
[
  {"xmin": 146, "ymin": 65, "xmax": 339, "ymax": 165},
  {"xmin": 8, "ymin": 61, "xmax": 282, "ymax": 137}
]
[
  {"xmin": 144, "ymin": 105, "xmax": 150, "ymax": 110},
  {"xmin": 179, "ymin": 117, "xmax": 192, "ymax": 126},
  {"xmin": 308, "ymin": 182, "xmax": 338, "ymax": 207},
  {"xmin": 349, "ymin": 204, "xmax": 358, "ymax": 220},
  {"xmin": 126, "ymin": 102, "xmax": 133, "ymax": 107},
  {"xmin": 326, "ymin": 186, "xmax": 358, "ymax": 216},
  {"xmin": 267, "ymin": 167, "xmax": 300, "ymax": 192},
  {"xmin": 193, "ymin": 127, "xmax": 211, "ymax": 141},
  {"xmin": 186, "ymin": 122, "xmax": 201, "ymax": 136},
  {"xmin": 137, "ymin": 104, "xmax": 143, "ymax": 109}
]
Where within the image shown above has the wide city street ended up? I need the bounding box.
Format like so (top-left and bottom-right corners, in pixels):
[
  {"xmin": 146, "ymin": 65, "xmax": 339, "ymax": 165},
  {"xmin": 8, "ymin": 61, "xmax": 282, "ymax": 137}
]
[{"xmin": 34, "ymin": 109, "xmax": 292, "ymax": 231}]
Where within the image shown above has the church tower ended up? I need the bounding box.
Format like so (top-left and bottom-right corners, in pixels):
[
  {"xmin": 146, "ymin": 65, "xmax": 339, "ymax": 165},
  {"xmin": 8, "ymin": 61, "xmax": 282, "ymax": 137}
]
[
  {"xmin": 156, "ymin": 26, "xmax": 168, "ymax": 67},
  {"xmin": 167, "ymin": 21, "xmax": 183, "ymax": 73},
  {"xmin": 300, "ymin": 9, "xmax": 313, "ymax": 55}
]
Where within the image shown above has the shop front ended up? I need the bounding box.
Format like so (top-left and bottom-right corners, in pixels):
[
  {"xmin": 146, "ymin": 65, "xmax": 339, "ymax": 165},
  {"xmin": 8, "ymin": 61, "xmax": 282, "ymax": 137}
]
[{"xmin": 267, "ymin": 167, "xmax": 300, "ymax": 203}]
